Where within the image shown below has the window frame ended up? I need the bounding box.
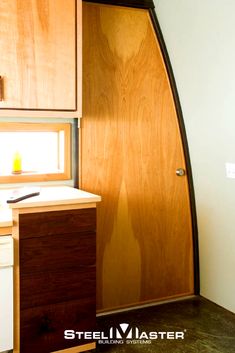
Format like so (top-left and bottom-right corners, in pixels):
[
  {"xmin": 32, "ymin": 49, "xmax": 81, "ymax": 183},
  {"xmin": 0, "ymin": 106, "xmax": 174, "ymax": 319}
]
[{"xmin": 0, "ymin": 122, "xmax": 71, "ymax": 183}]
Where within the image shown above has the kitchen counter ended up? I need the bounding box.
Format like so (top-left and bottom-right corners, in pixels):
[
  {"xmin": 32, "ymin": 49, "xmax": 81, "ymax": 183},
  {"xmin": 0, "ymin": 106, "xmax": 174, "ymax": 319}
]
[
  {"xmin": 0, "ymin": 186, "xmax": 101, "ymax": 230},
  {"xmin": 8, "ymin": 186, "xmax": 101, "ymax": 209},
  {"xmin": 10, "ymin": 185, "xmax": 100, "ymax": 353}
]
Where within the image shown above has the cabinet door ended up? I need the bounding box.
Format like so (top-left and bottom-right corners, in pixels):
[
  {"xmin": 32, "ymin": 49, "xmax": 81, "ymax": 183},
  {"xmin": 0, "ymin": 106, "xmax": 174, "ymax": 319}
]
[
  {"xmin": 17, "ymin": 208, "xmax": 96, "ymax": 353},
  {"xmin": 0, "ymin": 0, "xmax": 76, "ymax": 110}
]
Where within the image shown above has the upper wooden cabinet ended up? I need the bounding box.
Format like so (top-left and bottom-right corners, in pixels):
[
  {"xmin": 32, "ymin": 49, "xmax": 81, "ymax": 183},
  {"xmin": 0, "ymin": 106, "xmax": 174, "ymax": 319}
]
[{"xmin": 0, "ymin": 0, "xmax": 81, "ymax": 117}]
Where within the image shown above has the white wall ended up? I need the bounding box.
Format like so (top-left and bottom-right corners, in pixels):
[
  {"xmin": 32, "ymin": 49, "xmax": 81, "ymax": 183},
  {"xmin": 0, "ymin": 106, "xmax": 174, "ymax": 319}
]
[{"xmin": 154, "ymin": 0, "xmax": 235, "ymax": 313}]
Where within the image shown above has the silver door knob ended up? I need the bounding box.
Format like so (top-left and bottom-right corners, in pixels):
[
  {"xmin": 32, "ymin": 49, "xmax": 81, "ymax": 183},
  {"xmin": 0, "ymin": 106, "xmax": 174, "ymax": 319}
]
[{"xmin": 176, "ymin": 168, "xmax": 186, "ymax": 176}]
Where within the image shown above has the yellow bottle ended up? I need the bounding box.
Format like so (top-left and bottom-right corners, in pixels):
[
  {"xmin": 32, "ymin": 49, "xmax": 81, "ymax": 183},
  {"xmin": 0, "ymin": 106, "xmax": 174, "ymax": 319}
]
[{"xmin": 12, "ymin": 151, "xmax": 22, "ymax": 174}]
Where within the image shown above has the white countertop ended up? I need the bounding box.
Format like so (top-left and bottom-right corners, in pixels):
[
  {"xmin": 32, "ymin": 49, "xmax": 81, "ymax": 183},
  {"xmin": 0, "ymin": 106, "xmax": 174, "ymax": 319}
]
[
  {"xmin": 9, "ymin": 186, "xmax": 101, "ymax": 208},
  {"xmin": 0, "ymin": 186, "xmax": 101, "ymax": 227}
]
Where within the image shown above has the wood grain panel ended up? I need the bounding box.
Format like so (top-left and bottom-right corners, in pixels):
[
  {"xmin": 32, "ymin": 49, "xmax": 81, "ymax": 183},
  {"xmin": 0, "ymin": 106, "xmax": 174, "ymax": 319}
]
[
  {"xmin": 0, "ymin": 0, "xmax": 76, "ymax": 110},
  {"xmin": 20, "ymin": 267, "xmax": 95, "ymax": 309},
  {"xmin": 15, "ymin": 208, "xmax": 96, "ymax": 353},
  {"xmin": 81, "ymin": 3, "xmax": 194, "ymax": 311},
  {"xmin": 20, "ymin": 232, "xmax": 95, "ymax": 273},
  {"xmin": 19, "ymin": 208, "xmax": 96, "ymax": 239},
  {"xmin": 20, "ymin": 298, "xmax": 96, "ymax": 353}
]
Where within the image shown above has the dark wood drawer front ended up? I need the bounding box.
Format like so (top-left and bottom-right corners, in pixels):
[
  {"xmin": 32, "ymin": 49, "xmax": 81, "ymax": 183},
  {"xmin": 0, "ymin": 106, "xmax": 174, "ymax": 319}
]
[
  {"xmin": 20, "ymin": 231, "xmax": 95, "ymax": 274},
  {"xmin": 20, "ymin": 267, "xmax": 96, "ymax": 309},
  {"xmin": 20, "ymin": 298, "xmax": 96, "ymax": 353},
  {"xmin": 19, "ymin": 207, "xmax": 97, "ymax": 352},
  {"xmin": 19, "ymin": 208, "xmax": 96, "ymax": 239}
]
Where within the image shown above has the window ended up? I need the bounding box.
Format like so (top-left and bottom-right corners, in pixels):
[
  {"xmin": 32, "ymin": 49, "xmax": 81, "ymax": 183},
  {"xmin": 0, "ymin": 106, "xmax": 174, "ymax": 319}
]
[{"xmin": 0, "ymin": 122, "xmax": 71, "ymax": 183}]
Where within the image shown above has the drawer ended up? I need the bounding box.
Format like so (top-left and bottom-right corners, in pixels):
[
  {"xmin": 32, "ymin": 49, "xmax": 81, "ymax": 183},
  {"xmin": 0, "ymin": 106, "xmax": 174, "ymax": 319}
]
[
  {"xmin": 20, "ymin": 267, "xmax": 96, "ymax": 309},
  {"xmin": 20, "ymin": 298, "xmax": 96, "ymax": 353},
  {"xmin": 19, "ymin": 208, "xmax": 96, "ymax": 239},
  {"xmin": 20, "ymin": 231, "xmax": 95, "ymax": 274}
]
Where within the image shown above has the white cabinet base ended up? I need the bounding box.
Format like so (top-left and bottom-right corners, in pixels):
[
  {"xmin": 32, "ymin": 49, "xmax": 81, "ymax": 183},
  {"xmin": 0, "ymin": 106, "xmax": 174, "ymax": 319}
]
[{"xmin": 0, "ymin": 267, "xmax": 13, "ymax": 352}]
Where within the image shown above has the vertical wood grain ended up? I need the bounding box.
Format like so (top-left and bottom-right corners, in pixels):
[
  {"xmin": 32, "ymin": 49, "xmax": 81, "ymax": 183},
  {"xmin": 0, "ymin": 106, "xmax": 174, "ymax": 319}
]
[
  {"xmin": 0, "ymin": 0, "xmax": 76, "ymax": 110},
  {"xmin": 81, "ymin": 3, "xmax": 194, "ymax": 311}
]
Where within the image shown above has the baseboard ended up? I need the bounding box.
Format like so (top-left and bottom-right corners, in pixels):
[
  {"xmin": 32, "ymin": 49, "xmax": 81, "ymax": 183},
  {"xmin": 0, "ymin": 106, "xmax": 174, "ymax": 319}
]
[{"xmin": 96, "ymin": 295, "xmax": 196, "ymax": 317}]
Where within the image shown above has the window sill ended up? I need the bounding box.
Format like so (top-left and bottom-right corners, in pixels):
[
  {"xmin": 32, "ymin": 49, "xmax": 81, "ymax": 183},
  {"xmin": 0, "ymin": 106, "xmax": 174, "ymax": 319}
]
[{"xmin": 0, "ymin": 171, "xmax": 71, "ymax": 184}]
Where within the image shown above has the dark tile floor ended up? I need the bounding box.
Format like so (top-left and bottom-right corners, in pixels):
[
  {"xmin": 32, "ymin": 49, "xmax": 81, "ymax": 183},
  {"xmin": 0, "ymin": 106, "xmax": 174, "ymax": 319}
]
[{"xmin": 95, "ymin": 296, "xmax": 235, "ymax": 353}]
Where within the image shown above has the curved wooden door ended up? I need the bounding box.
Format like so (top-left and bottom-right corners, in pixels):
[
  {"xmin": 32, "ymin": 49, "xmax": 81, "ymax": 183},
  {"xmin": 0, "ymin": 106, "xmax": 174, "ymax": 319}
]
[{"xmin": 81, "ymin": 2, "xmax": 194, "ymax": 311}]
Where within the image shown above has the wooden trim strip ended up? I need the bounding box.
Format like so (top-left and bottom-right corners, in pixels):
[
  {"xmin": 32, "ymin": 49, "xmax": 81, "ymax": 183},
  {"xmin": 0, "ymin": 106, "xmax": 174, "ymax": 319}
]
[
  {"xmin": 97, "ymin": 295, "xmax": 196, "ymax": 316},
  {"xmin": 0, "ymin": 107, "xmax": 77, "ymax": 112},
  {"xmin": 0, "ymin": 110, "xmax": 79, "ymax": 118},
  {"xmin": 97, "ymin": 293, "xmax": 195, "ymax": 315},
  {"xmin": 0, "ymin": 226, "xmax": 12, "ymax": 235},
  {"xmin": 74, "ymin": 118, "xmax": 79, "ymax": 188},
  {"xmin": 149, "ymin": 8, "xmax": 200, "ymax": 294},
  {"xmin": 0, "ymin": 122, "xmax": 70, "ymax": 132},
  {"xmin": 16, "ymin": 202, "xmax": 97, "ymax": 215},
  {"xmin": 82, "ymin": 0, "xmax": 154, "ymax": 9},
  {"xmin": 54, "ymin": 342, "xmax": 96, "ymax": 353}
]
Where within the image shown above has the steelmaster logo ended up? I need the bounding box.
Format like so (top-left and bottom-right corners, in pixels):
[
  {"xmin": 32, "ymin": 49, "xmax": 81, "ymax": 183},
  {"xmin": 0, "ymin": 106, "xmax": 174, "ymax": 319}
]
[{"xmin": 64, "ymin": 323, "xmax": 186, "ymax": 345}]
